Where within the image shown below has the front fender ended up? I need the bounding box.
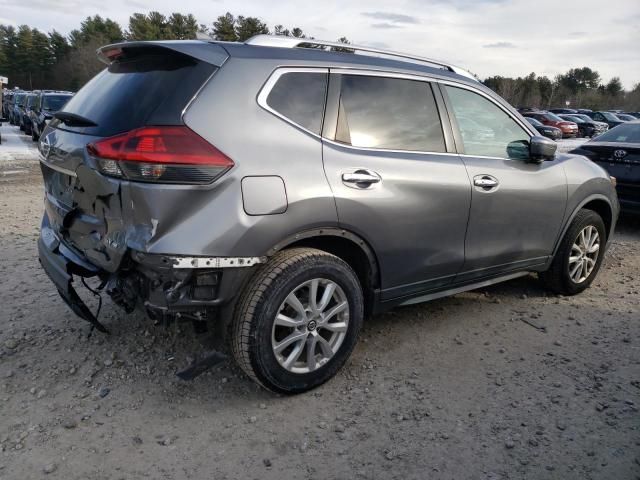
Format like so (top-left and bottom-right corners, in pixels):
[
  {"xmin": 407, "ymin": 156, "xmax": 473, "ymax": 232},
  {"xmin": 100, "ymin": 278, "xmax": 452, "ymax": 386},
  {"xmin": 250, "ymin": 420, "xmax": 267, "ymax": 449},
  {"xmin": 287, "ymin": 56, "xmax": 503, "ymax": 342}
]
[{"xmin": 550, "ymin": 155, "xmax": 619, "ymax": 258}]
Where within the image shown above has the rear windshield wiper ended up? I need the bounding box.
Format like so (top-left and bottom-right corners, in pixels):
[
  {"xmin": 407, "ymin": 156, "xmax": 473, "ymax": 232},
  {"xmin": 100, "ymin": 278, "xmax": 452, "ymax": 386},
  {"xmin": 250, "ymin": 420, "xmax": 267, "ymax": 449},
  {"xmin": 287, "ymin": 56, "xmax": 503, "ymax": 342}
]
[{"xmin": 54, "ymin": 111, "xmax": 98, "ymax": 127}]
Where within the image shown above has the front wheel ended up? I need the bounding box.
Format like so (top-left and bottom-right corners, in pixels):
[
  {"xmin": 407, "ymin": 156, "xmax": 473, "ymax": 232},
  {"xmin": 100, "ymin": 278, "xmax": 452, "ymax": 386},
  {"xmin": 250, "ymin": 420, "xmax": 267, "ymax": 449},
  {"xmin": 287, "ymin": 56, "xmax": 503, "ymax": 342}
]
[
  {"xmin": 540, "ymin": 209, "xmax": 606, "ymax": 295},
  {"xmin": 231, "ymin": 248, "xmax": 363, "ymax": 394}
]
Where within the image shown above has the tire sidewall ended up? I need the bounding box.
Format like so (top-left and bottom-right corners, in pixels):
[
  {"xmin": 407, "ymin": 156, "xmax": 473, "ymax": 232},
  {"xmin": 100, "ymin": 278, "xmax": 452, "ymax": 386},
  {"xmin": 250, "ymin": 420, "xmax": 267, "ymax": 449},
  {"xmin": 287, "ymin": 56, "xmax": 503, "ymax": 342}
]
[{"xmin": 250, "ymin": 260, "xmax": 363, "ymax": 393}]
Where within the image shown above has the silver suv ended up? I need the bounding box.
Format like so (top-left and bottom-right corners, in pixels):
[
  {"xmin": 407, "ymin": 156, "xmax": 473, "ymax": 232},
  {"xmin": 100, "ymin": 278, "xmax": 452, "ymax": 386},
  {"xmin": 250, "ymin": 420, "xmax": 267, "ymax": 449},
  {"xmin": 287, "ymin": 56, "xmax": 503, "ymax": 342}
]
[{"xmin": 38, "ymin": 35, "xmax": 619, "ymax": 393}]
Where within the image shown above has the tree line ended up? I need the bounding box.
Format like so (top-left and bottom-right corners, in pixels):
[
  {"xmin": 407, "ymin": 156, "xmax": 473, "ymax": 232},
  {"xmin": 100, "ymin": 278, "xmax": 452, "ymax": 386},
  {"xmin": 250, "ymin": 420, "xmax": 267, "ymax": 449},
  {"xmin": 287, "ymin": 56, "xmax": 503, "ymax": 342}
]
[
  {"xmin": 0, "ymin": 12, "xmax": 332, "ymax": 91},
  {"xmin": 484, "ymin": 67, "xmax": 639, "ymax": 111},
  {"xmin": 0, "ymin": 12, "xmax": 638, "ymax": 110}
]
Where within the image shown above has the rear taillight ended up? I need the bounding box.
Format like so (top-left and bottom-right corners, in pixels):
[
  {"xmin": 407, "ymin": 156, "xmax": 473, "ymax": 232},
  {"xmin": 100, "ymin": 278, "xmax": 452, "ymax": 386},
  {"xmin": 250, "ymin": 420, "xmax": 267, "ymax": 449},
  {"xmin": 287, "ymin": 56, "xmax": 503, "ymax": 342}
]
[{"xmin": 87, "ymin": 126, "xmax": 233, "ymax": 184}]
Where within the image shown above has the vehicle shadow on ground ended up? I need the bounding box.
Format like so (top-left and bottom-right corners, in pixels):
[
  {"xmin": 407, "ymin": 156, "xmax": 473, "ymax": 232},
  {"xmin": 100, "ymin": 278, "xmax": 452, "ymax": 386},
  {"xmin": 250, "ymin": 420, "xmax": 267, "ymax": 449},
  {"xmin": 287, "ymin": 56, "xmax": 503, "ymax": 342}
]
[{"xmin": 616, "ymin": 213, "xmax": 640, "ymax": 239}]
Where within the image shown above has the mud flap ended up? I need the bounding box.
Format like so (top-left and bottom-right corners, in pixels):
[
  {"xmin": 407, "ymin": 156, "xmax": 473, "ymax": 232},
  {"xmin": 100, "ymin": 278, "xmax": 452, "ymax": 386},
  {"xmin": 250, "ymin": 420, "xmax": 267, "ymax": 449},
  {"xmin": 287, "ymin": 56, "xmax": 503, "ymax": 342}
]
[{"xmin": 38, "ymin": 232, "xmax": 109, "ymax": 333}]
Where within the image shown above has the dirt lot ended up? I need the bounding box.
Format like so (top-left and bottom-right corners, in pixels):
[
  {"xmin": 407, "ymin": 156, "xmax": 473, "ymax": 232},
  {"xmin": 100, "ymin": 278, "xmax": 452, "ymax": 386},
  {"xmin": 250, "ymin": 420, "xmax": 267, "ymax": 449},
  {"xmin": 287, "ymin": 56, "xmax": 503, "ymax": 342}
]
[{"xmin": 0, "ymin": 124, "xmax": 638, "ymax": 480}]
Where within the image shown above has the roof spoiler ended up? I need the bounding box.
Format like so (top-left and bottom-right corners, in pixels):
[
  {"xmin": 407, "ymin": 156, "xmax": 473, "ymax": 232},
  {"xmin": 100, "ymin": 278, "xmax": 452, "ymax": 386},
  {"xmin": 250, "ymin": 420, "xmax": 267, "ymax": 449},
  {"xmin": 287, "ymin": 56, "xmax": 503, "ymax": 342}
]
[{"xmin": 97, "ymin": 40, "xmax": 229, "ymax": 67}]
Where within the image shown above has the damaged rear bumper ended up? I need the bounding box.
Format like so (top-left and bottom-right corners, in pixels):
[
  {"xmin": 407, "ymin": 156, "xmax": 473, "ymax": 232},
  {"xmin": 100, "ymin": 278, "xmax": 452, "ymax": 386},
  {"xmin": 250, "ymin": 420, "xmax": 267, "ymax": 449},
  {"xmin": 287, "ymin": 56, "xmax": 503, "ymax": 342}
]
[
  {"xmin": 38, "ymin": 225, "xmax": 109, "ymax": 332},
  {"xmin": 38, "ymin": 214, "xmax": 261, "ymax": 328}
]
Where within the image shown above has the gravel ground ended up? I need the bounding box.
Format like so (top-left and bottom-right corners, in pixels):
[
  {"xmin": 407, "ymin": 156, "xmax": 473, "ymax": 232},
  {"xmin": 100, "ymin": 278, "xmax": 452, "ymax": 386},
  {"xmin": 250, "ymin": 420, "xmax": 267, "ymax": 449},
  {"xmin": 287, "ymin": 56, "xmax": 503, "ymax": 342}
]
[{"xmin": 0, "ymin": 124, "xmax": 638, "ymax": 480}]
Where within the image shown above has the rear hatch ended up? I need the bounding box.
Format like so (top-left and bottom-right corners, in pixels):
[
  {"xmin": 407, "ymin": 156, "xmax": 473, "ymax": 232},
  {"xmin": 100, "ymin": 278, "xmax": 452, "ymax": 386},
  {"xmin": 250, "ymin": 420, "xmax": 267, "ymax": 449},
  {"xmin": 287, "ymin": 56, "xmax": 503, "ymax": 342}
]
[{"xmin": 39, "ymin": 42, "xmax": 228, "ymax": 272}]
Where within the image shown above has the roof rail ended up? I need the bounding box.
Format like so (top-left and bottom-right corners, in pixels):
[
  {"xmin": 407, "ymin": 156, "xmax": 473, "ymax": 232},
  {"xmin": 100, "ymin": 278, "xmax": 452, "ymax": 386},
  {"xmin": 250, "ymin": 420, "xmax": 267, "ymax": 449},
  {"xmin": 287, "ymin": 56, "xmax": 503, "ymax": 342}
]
[{"xmin": 245, "ymin": 34, "xmax": 478, "ymax": 82}]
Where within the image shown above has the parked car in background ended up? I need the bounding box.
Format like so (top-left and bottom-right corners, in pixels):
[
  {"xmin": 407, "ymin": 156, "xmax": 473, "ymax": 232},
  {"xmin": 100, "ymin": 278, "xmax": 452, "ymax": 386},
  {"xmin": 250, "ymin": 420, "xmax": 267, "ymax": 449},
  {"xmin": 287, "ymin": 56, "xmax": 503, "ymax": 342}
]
[
  {"xmin": 562, "ymin": 113, "xmax": 608, "ymax": 136},
  {"xmin": 570, "ymin": 121, "xmax": 639, "ymax": 214},
  {"xmin": 2, "ymin": 90, "xmax": 13, "ymax": 119},
  {"xmin": 16, "ymin": 92, "xmax": 33, "ymax": 131},
  {"xmin": 36, "ymin": 35, "xmax": 618, "ymax": 394},
  {"xmin": 22, "ymin": 92, "xmax": 39, "ymax": 135},
  {"xmin": 9, "ymin": 91, "xmax": 27, "ymax": 126},
  {"xmin": 522, "ymin": 111, "xmax": 579, "ymax": 138},
  {"xmin": 615, "ymin": 113, "xmax": 637, "ymax": 122},
  {"xmin": 524, "ymin": 116, "xmax": 562, "ymax": 139},
  {"xmin": 558, "ymin": 114, "xmax": 598, "ymax": 137},
  {"xmin": 576, "ymin": 109, "xmax": 593, "ymax": 114},
  {"xmin": 624, "ymin": 112, "xmax": 640, "ymax": 119},
  {"xmin": 29, "ymin": 90, "xmax": 74, "ymax": 141},
  {"xmin": 549, "ymin": 108, "xmax": 578, "ymax": 114},
  {"xmin": 586, "ymin": 111, "xmax": 626, "ymax": 129}
]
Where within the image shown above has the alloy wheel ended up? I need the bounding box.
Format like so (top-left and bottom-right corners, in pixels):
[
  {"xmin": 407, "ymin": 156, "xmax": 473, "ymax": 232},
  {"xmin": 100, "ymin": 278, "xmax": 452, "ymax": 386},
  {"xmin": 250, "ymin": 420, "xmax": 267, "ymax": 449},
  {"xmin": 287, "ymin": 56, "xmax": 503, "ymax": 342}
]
[
  {"xmin": 568, "ymin": 225, "xmax": 600, "ymax": 283},
  {"xmin": 271, "ymin": 278, "xmax": 349, "ymax": 374}
]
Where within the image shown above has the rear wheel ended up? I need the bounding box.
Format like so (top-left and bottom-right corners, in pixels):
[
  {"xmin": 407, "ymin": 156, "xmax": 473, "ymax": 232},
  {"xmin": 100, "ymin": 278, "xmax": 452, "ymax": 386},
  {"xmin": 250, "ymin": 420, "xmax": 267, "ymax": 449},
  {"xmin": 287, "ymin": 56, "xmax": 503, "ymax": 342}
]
[
  {"xmin": 31, "ymin": 126, "xmax": 38, "ymax": 142},
  {"xmin": 540, "ymin": 209, "xmax": 606, "ymax": 295},
  {"xmin": 231, "ymin": 248, "xmax": 363, "ymax": 394}
]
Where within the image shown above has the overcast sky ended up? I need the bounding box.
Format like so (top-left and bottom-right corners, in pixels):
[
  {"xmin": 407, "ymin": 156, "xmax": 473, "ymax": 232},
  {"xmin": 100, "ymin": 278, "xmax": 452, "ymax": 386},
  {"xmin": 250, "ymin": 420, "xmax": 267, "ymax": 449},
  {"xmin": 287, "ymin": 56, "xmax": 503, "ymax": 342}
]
[{"xmin": 2, "ymin": 0, "xmax": 639, "ymax": 88}]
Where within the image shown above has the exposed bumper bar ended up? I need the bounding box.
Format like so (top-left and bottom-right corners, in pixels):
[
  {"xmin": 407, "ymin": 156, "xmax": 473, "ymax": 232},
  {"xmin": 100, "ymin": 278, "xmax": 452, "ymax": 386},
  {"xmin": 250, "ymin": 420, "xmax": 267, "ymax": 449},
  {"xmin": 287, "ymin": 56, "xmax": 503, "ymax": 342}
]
[{"xmin": 38, "ymin": 227, "xmax": 108, "ymax": 333}]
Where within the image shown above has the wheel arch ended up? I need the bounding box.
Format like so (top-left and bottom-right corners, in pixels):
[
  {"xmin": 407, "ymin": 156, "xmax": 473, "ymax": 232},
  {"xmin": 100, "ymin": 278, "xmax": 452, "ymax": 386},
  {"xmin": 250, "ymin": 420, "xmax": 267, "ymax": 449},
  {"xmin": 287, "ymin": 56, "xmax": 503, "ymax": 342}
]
[
  {"xmin": 269, "ymin": 227, "xmax": 381, "ymax": 318},
  {"xmin": 552, "ymin": 194, "xmax": 615, "ymax": 258}
]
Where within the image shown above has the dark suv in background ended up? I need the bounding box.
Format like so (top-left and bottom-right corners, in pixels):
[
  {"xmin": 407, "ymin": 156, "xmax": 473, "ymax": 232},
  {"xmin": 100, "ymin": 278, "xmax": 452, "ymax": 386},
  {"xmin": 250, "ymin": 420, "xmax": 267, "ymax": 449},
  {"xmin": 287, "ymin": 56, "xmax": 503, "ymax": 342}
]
[
  {"xmin": 9, "ymin": 91, "xmax": 27, "ymax": 126},
  {"xmin": 22, "ymin": 92, "xmax": 39, "ymax": 135},
  {"xmin": 29, "ymin": 90, "xmax": 74, "ymax": 141},
  {"xmin": 37, "ymin": 35, "xmax": 618, "ymax": 394},
  {"xmin": 587, "ymin": 111, "xmax": 625, "ymax": 129}
]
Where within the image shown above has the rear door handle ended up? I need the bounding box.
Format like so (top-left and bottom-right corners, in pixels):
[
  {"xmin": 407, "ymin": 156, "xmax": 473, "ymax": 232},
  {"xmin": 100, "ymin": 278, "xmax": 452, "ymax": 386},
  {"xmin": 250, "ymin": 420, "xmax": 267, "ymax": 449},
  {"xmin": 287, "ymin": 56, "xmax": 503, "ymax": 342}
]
[{"xmin": 342, "ymin": 169, "xmax": 381, "ymax": 188}]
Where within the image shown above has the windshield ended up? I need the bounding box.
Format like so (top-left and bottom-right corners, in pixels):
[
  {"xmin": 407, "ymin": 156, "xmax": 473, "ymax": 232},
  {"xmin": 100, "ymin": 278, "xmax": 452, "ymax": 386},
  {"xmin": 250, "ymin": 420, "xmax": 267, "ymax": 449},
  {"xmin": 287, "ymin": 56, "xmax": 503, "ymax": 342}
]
[
  {"xmin": 592, "ymin": 123, "xmax": 640, "ymax": 143},
  {"xmin": 14, "ymin": 94, "xmax": 25, "ymax": 106},
  {"xmin": 572, "ymin": 114, "xmax": 592, "ymax": 122},
  {"xmin": 544, "ymin": 112, "xmax": 564, "ymax": 122},
  {"xmin": 600, "ymin": 112, "xmax": 620, "ymax": 121},
  {"xmin": 42, "ymin": 95, "xmax": 72, "ymax": 111},
  {"xmin": 562, "ymin": 115, "xmax": 584, "ymax": 123},
  {"xmin": 525, "ymin": 117, "xmax": 543, "ymax": 127}
]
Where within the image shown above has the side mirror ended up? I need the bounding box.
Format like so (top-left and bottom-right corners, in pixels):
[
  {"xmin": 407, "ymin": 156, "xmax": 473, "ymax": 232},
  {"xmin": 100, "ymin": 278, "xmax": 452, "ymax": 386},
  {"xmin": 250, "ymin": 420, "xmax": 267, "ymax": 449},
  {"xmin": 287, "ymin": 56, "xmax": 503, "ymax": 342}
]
[
  {"xmin": 507, "ymin": 136, "xmax": 556, "ymax": 163},
  {"xmin": 529, "ymin": 135, "xmax": 557, "ymax": 162}
]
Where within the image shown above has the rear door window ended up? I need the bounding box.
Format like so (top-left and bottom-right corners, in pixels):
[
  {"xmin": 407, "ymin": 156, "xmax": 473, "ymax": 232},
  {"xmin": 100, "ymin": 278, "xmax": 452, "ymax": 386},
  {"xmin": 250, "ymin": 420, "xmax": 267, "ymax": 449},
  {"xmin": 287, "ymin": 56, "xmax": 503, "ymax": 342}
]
[
  {"xmin": 334, "ymin": 75, "xmax": 445, "ymax": 152},
  {"xmin": 265, "ymin": 71, "xmax": 328, "ymax": 135},
  {"xmin": 57, "ymin": 48, "xmax": 216, "ymax": 136}
]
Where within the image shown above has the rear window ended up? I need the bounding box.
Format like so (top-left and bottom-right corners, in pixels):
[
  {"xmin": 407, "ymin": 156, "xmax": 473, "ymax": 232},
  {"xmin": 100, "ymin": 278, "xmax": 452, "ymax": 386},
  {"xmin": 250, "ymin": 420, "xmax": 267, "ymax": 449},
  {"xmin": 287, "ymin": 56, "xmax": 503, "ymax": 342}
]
[
  {"xmin": 593, "ymin": 123, "xmax": 640, "ymax": 143},
  {"xmin": 42, "ymin": 95, "xmax": 72, "ymax": 111},
  {"xmin": 266, "ymin": 72, "xmax": 328, "ymax": 135},
  {"xmin": 58, "ymin": 48, "xmax": 216, "ymax": 136}
]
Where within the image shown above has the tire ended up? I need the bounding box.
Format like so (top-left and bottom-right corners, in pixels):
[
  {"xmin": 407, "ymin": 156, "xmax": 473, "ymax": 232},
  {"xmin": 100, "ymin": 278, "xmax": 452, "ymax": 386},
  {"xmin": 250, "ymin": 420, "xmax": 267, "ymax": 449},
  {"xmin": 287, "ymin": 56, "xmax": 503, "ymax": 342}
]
[
  {"xmin": 540, "ymin": 209, "xmax": 606, "ymax": 295},
  {"xmin": 31, "ymin": 127, "xmax": 38, "ymax": 142},
  {"xmin": 231, "ymin": 248, "xmax": 364, "ymax": 394}
]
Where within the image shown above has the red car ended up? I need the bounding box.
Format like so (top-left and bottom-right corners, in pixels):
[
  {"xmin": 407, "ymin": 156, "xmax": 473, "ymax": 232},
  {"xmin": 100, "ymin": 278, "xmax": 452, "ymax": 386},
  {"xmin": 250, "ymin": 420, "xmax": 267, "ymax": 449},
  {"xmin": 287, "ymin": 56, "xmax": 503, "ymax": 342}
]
[{"xmin": 523, "ymin": 111, "xmax": 579, "ymax": 138}]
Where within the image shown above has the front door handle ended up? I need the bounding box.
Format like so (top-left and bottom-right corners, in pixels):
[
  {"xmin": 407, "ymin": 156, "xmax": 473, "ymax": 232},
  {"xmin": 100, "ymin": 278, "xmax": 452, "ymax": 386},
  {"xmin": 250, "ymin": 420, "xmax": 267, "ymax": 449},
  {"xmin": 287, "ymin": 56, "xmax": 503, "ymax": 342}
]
[
  {"xmin": 342, "ymin": 169, "xmax": 381, "ymax": 188},
  {"xmin": 473, "ymin": 175, "xmax": 499, "ymax": 190}
]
